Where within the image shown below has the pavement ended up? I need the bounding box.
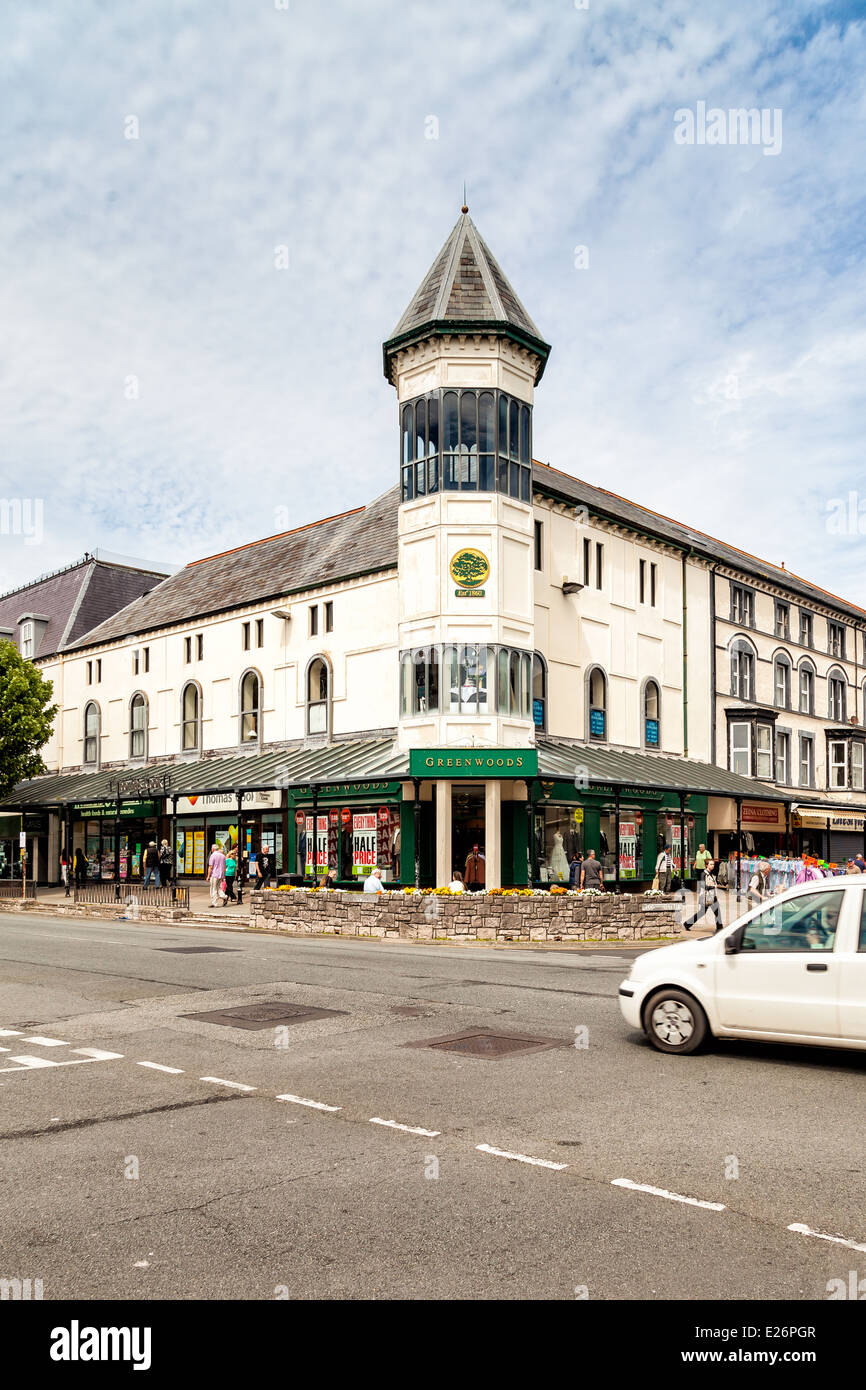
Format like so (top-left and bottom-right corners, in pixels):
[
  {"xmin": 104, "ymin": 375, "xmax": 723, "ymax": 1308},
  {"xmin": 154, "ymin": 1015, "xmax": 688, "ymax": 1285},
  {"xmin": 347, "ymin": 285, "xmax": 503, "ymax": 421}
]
[{"xmin": 0, "ymin": 908, "xmax": 863, "ymax": 1302}]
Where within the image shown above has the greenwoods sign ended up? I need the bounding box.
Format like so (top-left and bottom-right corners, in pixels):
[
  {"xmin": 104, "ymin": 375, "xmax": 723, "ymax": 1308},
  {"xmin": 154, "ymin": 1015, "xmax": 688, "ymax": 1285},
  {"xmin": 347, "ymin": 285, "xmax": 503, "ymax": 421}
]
[{"xmin": 410, "ymin": 749, "xmax": 538, "ymax": 779}]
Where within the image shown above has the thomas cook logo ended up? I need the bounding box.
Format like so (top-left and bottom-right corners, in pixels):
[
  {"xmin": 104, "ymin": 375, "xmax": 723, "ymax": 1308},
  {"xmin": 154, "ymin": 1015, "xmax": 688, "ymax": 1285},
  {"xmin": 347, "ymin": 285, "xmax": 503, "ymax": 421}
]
[{"xmin": 449, "ymin": 548, "xmax": 490, "ymax": 589}]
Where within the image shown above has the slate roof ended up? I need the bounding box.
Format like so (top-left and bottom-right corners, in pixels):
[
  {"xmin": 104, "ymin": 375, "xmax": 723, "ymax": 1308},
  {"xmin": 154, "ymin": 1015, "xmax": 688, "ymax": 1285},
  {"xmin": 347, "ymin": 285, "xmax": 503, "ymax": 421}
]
[
  {"xmin": 66, "ymin": 486, "xmax": 401, "ymax": 651},
  {"xmin": 0, "ymin": 558, "xmax": 165, "ymax": 659},
  {"xmin": 533, "ymin": 462, "xmax": 866, "ymax": 623},
  {"xmin": 535, "ymin": 739, "xmax": 794, "ymax": 801},
  {"xmin": 383, "ymin": 212, "xmax": 551, "ymax": 379}
]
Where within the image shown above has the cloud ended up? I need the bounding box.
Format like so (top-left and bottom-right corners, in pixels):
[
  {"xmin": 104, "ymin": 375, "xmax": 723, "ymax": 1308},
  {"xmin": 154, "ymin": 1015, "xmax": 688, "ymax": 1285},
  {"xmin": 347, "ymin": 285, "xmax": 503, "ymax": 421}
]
[{"xmin": 0, "ymin": 0, "xmax": 863, "ymax": 605}]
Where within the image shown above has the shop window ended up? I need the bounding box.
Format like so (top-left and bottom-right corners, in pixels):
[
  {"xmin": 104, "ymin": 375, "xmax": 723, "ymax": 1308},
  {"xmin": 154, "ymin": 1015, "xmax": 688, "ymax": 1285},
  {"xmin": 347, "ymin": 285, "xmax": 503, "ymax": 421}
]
[
  {"xmin": 181, "ymin": 681, "xmax": 201, "ymax": 752},
  {"xmin": 240, "ymin": 670, "xmax": 261, "ymax": 744},
  {"xmin": 829, "ymin": 671, "xmax": 847, "ymax": 722},
  {"xmin": 587, "ymin": 667, "xmax": 607, "ymax": 741},
  {"xmin": 83, "ymin": 701, "xmax": 100, "ymax": 765},
  {"xmin": 536, "ymin": 806, "xmax": 583, "ymax": 884},
  {"xmin": 775, "ymin": 730, "xmax": 790, "ymax": 785},
  {"xmin": 729, "ymin": 722, "xmax": 751, "ymax": 777},
  {"xmin": 643, "ymin": 679, "xmax": 660, "ymax": 748},
  {"xmin": 532, "ymin": 654, "xmax": 547, "ymax": 730},
  {"xmin": 129, "ymin": 693, "xmax": 148, "ymax": 760},
  {"xmin": 306, "ymin": 657, "xmax": 329, "ymax": 735},
  {"xmin": 773, "ymin": 656, "xmax": 791, "ymax": 709},
  {"xmin": 798, "ymin": 661, "xmax": 815, "ymax": 715},
  {"xmin": 799, "ymin": 734, "xmax": 815, "ymax": 788},
  {"xmin": 799, "ymin": 610, "xmax": 813, "ymax": 648},
  {"xmin": 730, "ymin": 638, "xmax": 755, "ymax": 700}
]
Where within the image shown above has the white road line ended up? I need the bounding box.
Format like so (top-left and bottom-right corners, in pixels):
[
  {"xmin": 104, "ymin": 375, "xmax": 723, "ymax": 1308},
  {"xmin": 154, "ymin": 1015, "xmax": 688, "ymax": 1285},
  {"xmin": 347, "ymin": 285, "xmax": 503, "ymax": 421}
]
[
  {"xmin": 276, "ymin": 1093, "xmax": 342, "ymax": 1112},
  {"xmin": 199, "ymin": 1076, "xmax": 257, "ymax": 1092},
  {"xmin": 369, "ymin": 1117, "xmax": 441, "ymax": 1137},
  {"xmin": 612, "ymin": 1178, "xmax": 726, "ymax": 1212},
  {"xmin": 0, "ymin": 1029, "xmax": 23, "ymax": 1037},
  {"xmin": 71, "ymin": 1048, "xmax": 125, "ymax": 1061},
  {"xmin": 787, "ymin": 1222, "xmax": 866, "ymax": 1253},
  {"xmin": 26, "ymin": 1037, "xmax": 69, "ymax": 1047},
  {"xmin": 6, "ymin": 1055, "xmax": 57, "ymax": 1069},
  {"xmin": 476, "ymin": 1143, "xmax": 568, "ymax": 1171},
  {"xmin": 137, "ymin": 1061, "xmax": 184, "ymax": 1074}
]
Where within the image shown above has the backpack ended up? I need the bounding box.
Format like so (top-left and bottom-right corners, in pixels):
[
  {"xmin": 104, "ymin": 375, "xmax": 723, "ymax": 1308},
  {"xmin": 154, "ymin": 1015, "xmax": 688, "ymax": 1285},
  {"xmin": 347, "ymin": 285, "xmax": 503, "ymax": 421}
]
[{"xmin": 159, "ymin": 846, "xmax": 172, "ymax": 868}]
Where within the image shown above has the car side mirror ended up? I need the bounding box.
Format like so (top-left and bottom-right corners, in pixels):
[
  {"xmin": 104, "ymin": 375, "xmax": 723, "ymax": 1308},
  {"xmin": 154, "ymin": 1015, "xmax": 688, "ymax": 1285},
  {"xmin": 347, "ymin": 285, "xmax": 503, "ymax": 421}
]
[{"xmin": 724, "ymin": 929, "xmax": 743, "ymax": 955}]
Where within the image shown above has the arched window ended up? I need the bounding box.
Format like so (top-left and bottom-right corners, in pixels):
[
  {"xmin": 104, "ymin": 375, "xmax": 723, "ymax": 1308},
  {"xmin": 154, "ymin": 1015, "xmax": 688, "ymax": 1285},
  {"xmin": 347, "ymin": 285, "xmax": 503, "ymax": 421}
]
[
  {"xmin": 587, "ymin": 667, "xmax": 607, "ymax": 741},
  {"xmin": 478, "ymin": 392, "xmax": 495, "ymax": 491},
  {"xmin": 532, "ymin": 654, "xmax": 547, "ymax": 731},
  {"xmin": 798, "ymin": 658, "xmax": 816, "ymax": 716},
  {"xmin": 459, "ymin": 392, "xmax": 477, "ymax": 490},
  {"xmin": 181, "ymin": 681, "xmax": 201, "ymax": 752},
  {"xmin": 828, "ymin": 668, "xmax": 847, "ymax": 723},
  {"xmin": 306, "ymin": 657, "xmax": 329, "ymax": 735},
  {"xmin": 83, "ymin": 701, "xmax": 100, "ymax": 765},
  {"xmin": 643, "ymin": 679, "xmax": 660, "ymax": 748},
  {"xmin": 401, "ymin": 404, "xmax": 414, "ymax": 502},
  {"xmin": 730, "ymin": 637, "xmax": 756, "ymax": 700},
  {"xmin": 773, "ymin": 653, "xmax": 791, "ymax": 710},
  {"xmin": 442, "ymin": 391, "xmax": 459, "ymax": 490},
  {"xmin": 240, "ymin": 670, "xmax": 261, "ymax": 744},
  {"xmin": 129, "ymin": 692, "xmax": 148, "ymax": 759}
]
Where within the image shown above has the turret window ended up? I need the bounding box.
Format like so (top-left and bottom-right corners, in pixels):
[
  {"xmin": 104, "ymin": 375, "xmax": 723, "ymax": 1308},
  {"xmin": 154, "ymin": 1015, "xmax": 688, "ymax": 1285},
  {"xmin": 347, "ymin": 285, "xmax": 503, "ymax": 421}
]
[
  {"xmin": 400, "ymin": 644, "xmax": 532, "ymax": 719},
  {"xmin": 401, "ymin": 389, "xmax": 531, "ymax": 503}
]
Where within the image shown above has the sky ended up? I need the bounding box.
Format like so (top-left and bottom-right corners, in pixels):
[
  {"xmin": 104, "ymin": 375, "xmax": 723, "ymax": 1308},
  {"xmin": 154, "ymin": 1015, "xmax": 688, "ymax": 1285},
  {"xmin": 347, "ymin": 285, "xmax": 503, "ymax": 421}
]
[{"xmin": 1, "ymin": 0, "xmax": 865, "ymax": 603}]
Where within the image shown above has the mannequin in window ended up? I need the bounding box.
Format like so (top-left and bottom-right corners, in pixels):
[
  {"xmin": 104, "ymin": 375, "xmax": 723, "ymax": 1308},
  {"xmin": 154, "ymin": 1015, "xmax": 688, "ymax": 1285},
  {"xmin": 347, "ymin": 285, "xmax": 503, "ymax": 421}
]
[{"xmin": 549, "ymin": 831, "xmax": 569, "ymax": 882}]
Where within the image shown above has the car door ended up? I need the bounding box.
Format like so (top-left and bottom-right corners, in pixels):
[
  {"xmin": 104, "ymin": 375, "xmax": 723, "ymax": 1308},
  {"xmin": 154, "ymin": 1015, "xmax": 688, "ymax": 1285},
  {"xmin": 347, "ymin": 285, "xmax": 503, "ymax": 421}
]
[
  {"xmin": 835, "ymin": 886, "xmax": 866, "ymax": 1042},
  {"xmin": 714, "ymin": 887, "xmax": 849, "ymax": 1037}
]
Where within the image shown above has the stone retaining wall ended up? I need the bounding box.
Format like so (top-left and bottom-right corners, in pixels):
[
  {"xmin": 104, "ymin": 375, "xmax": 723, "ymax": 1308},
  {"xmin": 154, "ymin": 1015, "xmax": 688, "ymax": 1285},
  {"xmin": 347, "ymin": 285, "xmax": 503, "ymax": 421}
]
[
  {"xmin": 249, "ymin": 889, "xmax": 680, "ymax": 942},
  {"xmin": 0, "ymin": 899, "xmax": 189, "ymax": 922}
]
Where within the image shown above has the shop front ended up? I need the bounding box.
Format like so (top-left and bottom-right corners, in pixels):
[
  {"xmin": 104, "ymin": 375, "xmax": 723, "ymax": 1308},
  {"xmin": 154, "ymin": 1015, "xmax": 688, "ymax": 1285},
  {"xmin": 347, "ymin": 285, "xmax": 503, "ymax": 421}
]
[
  {"xmin": 71, "ymin": 800, "xmax": 160, "ymax": 880},
  {"xmin": 791, "ymin": 806, "xmax": 866, "ymax": 863},
  {"xmin": 173, "ymin": 790, "xmax": 285, "ymax": 878},
  {"xmin": 287, "ymin": 782, "xmax": 404, "ymax": 884},
  {"xmin": 708, "ymin": 797, "xmax": 790, "ymax": 861}
]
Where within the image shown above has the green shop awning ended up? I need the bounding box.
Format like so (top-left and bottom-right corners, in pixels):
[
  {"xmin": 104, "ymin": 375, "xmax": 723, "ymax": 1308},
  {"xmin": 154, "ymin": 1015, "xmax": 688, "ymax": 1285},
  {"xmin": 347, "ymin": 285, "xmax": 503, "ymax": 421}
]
[{"xmin": 535, "ymin": 738, "xmax": 794, "ymax": 801}]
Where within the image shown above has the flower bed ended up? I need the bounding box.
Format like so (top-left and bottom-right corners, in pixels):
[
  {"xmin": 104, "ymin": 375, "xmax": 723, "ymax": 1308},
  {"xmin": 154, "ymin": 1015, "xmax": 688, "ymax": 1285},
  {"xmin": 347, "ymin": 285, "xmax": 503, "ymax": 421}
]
[{"xmin": 250, "ymin": 887, "xmax": 680, "ymax": 943}]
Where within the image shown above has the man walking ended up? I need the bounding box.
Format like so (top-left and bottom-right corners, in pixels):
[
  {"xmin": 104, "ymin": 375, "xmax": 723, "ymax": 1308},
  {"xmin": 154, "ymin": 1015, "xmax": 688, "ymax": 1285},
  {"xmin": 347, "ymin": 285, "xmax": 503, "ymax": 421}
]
[
  {"xmin": 683, "ymin": 858, "xmax": 723, "ymax": 932},
  {"xmin": 464, "ymin": 843, "xmax": 486, "ymax": 892},
  {"xmin": 747, "ymin": 860, "xmax": 771, "ymax": 907},
  {"xmin": 256, "ymin": 847, "xmax": 274, "ymax": 890},
  {"xmin": 142, "ymin": 841, "xmax": 160, "ymax": 889},
  {"xmin": 207, "ymin": 843, "xmax": 226, "ymax": 908},
  {"xmin": 693, "ymin": 842, "xmax": 711, "ymax": 887},
  {"xmin": 654, "ymin": 844, "xmax": 673, "ymax": 892},
  {"xmin": 580, "ymin": 849, "xmax": 603, "ymax": 890}
]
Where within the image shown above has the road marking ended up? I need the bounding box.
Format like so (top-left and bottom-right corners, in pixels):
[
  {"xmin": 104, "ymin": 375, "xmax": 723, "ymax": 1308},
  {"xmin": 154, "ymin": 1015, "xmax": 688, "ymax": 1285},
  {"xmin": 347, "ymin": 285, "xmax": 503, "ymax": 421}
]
[
  {"xmin": 787, "ymin": 1222, "xmax": 866, "ymax": 1253},
  {"xmin": 611, "ymin": 1178, "xmax": 726, "ymax": 1211},
  {"xmin": 370, "ymin": 1117, "xmax": 441, "ymax": 1137},
  {"xmin": 199, "ymin": 1076, "xmax": 256, "ymax": 1092},
  {"xmin": 276, "ymin": 1093, "xmax": 342, "ymax": 1112},
  {"xmin": 137, "ymin": 1061, "xmax": 184, "ymax": 1074},
  {"xmin": 0, "ymin": 1029, "xmax": 23, "ymax": 1037},
  {"xmin": 6, "ymin": 1055, "xmax": 57, "ymax": 1069},
  {"xmin": 26, "ymin": 1037, "xmax": 69, "ymax": 1047},
  {"xmin": 475, "ymin": 1143, "xmax": 568, "ymax": 1171},
  {"xmin": 71, "ymin": 1048, "xmax": 125, "ymax": 1061}
]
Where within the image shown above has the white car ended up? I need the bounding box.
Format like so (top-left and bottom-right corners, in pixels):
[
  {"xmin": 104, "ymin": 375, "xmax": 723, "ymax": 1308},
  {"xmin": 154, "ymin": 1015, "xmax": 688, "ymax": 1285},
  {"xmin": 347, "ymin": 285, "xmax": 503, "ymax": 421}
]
[{"xmin": 619, "ymin": 876, "xmax": 866, "ymax": 1055}]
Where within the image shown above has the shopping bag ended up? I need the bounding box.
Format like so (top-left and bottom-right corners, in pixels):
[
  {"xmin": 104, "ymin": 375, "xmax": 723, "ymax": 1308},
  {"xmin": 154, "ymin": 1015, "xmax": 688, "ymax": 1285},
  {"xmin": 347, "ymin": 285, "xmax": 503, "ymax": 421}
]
[{"xmin": 651, "ymin": 874, "xmax": 660, "ymax": 891}]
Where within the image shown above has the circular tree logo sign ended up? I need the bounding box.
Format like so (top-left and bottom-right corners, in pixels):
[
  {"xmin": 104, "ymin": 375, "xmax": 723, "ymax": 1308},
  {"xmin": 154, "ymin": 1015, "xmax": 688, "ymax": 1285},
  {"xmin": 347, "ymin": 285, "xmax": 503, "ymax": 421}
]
[{"xmin": 449, "ymin": 548, "xmax": 490, "ymax": 592}]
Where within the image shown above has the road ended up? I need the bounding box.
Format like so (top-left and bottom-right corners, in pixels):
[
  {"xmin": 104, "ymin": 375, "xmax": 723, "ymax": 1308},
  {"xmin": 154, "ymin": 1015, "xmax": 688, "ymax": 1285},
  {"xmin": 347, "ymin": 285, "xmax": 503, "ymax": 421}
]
[{"xmin": 0, "ymin": 912, "xmax": 863, "ymax": 1301}]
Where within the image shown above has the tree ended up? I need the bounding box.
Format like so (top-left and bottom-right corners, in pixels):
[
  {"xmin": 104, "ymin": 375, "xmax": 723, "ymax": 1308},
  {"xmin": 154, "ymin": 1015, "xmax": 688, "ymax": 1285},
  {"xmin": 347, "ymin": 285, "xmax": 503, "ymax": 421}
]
[{"xmin": 0, "ymin": 640, "xmax": 58, "ymax": 802}]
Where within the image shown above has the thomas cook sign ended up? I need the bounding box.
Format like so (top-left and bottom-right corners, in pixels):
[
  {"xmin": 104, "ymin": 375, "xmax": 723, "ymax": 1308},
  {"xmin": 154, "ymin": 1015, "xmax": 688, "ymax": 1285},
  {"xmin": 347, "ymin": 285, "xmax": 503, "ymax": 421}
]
[
  {"xmin": 449, "ymin": 547, "xmax": 489, "ymax": 598},
  {"xmin": 410, "ymin": 748, "xmax": 538, "ymax": 779}
]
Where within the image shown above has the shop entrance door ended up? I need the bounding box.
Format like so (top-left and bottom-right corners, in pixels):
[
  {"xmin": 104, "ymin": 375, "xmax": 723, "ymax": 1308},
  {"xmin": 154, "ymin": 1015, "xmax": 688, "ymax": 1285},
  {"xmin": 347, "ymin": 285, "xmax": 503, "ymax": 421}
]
[{"xmin": 452, "ymin": 788, "xmax": 486, "ymax": 888}]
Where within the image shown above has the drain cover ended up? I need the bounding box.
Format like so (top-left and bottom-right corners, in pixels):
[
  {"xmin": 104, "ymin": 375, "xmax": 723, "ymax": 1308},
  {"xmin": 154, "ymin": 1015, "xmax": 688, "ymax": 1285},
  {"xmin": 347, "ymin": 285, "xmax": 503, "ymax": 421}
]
[
  {"xmin": 181, "ymin": 1000, "xmax": 346, "ymax": 1030},
  {"xmin": 158, "ymin": 946, "xmax": 240, "ymax": 954},
  {"xmin": 405, "ymin": 1028, "xmax": 564, "ymax": 1060}
]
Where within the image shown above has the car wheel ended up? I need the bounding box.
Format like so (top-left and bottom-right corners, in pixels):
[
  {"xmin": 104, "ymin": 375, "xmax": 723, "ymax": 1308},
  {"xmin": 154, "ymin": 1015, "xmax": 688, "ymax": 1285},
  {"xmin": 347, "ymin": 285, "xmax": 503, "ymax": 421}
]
[{"xmin": 644, "ymin": 988, "xmax": 708, "ymax": 1055}]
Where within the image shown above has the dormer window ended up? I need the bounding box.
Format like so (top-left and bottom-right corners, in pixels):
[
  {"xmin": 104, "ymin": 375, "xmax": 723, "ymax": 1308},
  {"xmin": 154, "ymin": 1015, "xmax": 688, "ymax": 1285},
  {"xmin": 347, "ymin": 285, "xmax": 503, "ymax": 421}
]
[{"xmin": 20, "ymin": 621, "xmax": 34, "ymax": 659}]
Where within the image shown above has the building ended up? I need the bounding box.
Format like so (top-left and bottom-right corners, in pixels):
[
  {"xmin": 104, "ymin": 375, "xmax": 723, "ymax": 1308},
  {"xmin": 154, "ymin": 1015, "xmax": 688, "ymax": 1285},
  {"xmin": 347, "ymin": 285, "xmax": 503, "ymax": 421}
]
[{"xmin": 3, "ymin": 211, "xmax": 864, "ymax": 885}]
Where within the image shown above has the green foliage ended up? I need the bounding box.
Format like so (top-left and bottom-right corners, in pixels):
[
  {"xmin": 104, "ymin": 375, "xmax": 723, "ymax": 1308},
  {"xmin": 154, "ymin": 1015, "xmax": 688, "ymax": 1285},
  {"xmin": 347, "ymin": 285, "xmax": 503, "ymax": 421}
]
[{"xmin": 0, "ymin": 640, "xmax": 58, "ymax": 801}]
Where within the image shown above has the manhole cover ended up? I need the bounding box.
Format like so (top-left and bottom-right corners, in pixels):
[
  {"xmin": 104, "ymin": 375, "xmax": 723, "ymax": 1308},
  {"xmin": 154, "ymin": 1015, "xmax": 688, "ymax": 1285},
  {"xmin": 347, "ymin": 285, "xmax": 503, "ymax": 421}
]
[
  {"xmin": 158, "ymin": 947, "xmax": 240, "ymax": 954},
  {"xmin": 405, "ymin": 1028, "xmax": 565, "ymax": 1060},
  {"xmin": 181, "ymin": 1000, "xmax": 347, "ymax": 1030}
]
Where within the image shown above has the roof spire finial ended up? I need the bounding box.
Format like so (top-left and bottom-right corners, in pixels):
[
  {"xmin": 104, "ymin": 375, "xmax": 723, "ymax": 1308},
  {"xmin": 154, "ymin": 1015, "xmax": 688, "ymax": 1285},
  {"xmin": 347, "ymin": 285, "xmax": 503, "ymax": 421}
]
[{"xmin": 461, "ymin": 181, "xmax": 468, "ymax": 215}]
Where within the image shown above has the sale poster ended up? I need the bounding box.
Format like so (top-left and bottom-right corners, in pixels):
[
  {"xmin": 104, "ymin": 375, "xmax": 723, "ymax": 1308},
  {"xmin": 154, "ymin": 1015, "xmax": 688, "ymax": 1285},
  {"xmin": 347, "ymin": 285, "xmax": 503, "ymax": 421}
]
[
  {"xmin": 305, "ymin": 816, "xmax": 328, "ymax": 873},
  {"xmin": 352, "ymin": 813, "xmax": 377, "ymax": 877}
]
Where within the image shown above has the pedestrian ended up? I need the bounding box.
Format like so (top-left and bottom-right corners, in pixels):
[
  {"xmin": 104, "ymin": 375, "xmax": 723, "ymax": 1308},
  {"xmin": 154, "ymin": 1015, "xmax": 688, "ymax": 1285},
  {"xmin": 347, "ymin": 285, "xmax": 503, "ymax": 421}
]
[
  {"xmin": 207, "ymin": 842, "xmax": 227, "ymax": 908},
  {"xmin": 59, "ymin": 851, "xmax": 68, "ymax": 889},
  {"xmin": 683, "ymin": 858, "xmax": 723, "ymax": 933},
  {"xmin": 363, "ymin": 867, "xmax": 385, "ymax": 894},
  {"xmin": 142, "ymin": 842, "xmax": 160, "ymax": 889},
  {"xmin": 464, "ymin": 842, "xmax": 486, "ymax": 891},
  {"xmin": 654, "ymin": 844, "xmax": 673, "ymax": 892},
  {"xmin": 854, "ymin": 854, "xmax": 866, "ymax": 874},
  {"xmin": 568, "ymin": 852, "xmax": 583, "ymax": 889},
  {"xmin": 581, "ymin": 849, "xmax": 604, "ymax": 891},
  {"xmin": 224, "ymin": 848, "xmax": 237, "ymax": 901},
  {"xmin": 256, "ymin": 848, "xmax": 274, "ymax": 890},
  {"xmin": 747, "ymin": 860, "xmax": 771, "ymax": 907},
  {"xmin": 846, "ymin": 859, "xmax": 862, "ymax": 875},
  {"xmin": 158, "ymin": 839, "xmax": 173, "ymax": 887},
  {"xmin": 693, "ymin": 843, "xmax": 711, "ymax": 886},
  {"xmin": 449, "ymin": 869, "xmax": 465, "ymax": 894},
  {"xmin": 319, "ymin": 867, "xmax": 338, "ymax": 889},
  {"xmin": 73, "ymin": 847, "xmax": 88, "ymax": 888}
]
